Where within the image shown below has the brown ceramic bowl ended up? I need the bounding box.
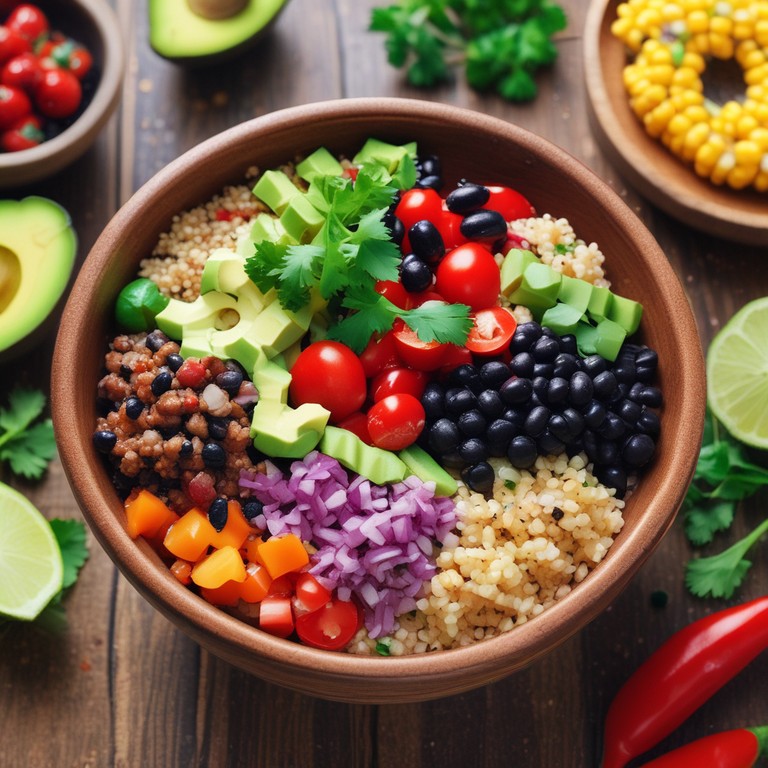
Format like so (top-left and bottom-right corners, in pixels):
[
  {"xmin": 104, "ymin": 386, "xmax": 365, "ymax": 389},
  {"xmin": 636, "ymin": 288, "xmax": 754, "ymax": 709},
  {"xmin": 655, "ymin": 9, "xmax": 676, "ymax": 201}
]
[
  {"xmin": 0, "ymin": 0, "xmax": 124, "ymax": 189},
  {"xmin": 52, "ymin": 98, "xmax": 706, "ymax": 704}
]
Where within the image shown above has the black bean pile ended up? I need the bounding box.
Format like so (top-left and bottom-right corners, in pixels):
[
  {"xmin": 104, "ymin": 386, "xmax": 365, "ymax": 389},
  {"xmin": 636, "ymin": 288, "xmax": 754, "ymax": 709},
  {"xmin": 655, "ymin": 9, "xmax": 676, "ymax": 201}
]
[{"xmin": 420, "ymin": 321, "xmax": 662, "ymax": 497}]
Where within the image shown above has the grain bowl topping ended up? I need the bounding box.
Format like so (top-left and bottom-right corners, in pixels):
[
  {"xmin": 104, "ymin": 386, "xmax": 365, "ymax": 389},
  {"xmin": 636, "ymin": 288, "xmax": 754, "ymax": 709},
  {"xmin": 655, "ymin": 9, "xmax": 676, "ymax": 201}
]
[{"xmin": 94, "ymin": 138, "xmax": 662, "ymax": 653}]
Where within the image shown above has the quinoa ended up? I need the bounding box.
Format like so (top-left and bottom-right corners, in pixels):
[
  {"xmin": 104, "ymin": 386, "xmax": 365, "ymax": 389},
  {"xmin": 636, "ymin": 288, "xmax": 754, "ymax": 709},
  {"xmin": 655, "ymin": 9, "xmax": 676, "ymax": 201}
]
[{"xmin": 347, "ymin": 453, "xmax": 625, "ymax": 655}]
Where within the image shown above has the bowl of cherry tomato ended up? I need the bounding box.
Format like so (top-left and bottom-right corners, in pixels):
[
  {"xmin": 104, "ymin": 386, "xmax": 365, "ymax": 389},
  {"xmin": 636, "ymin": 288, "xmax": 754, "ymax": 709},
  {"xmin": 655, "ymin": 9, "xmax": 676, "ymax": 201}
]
[{"xmin": 0, "ymin": 0, "xmax": 123, "ymax": 188}]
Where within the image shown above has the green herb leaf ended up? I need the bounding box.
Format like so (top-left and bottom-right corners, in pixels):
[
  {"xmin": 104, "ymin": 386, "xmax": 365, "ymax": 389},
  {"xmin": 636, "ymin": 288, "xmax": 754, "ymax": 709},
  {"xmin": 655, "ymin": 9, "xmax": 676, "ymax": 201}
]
[
  {"xmin": 401, "ymin": 300, "xmax": 473, "ymax": 344},
  {"xmin": 0, "ymin": 388, "xmax": 57, "ymax": 480},
  {"xmin": 50, "ymin": 519, "xmax": 89, "ymax": 590}
]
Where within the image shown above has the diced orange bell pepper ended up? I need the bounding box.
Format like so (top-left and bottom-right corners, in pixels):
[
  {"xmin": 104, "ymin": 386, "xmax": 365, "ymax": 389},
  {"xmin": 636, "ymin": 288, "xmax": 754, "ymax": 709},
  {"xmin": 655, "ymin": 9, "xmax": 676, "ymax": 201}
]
[
  {"xmin": 164, "ymin": 507, "xmax": 217, "ymax": 562},
  {"xmin": 257, "ymin": 533, "xmax": 310, "ymax": 579},
  {"xmin": 238, "ymin": 562, "xmax": 272, "ymax": 603},
  {"xmin": 125, "ymin": 489, "xmax": 178, "ymax": 540},
  {"xmin": 200, "ymin": 580, "xmax": 244, "ymax": 607},
  {"xmin": 191, "ymin": 545, "xmax": 246, "ymax": 589},
  {"xmin": 169, "ymin": 559, "xmax": 193, "ymax": 586},
  {"xmin": 209, "ymin": 500, "xmax": 252, "ymax": 551},
  {"xmin": 244, "ymin": 534, "xmax": 265, "ymax": 565}
]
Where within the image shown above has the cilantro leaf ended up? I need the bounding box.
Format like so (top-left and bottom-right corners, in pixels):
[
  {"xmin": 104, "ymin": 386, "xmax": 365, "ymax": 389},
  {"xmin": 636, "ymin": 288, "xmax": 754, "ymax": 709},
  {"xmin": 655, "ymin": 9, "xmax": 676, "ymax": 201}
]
[
  {"xmin": 244, "ymin": 240, "xmax": 288, "ymax": 294},
  {"xmin": 401, "ymin": 300, "xmax": 473, "ymax": 344},
  {"xmin": 49, "ymin": 519, "xmax": 89, "ymax": 590},
  {"xmin": 684, "ymin": 500, "xmax": 735, "ymax": 546},
  {"xmin": 0, "ymin": 388, "xmax": 57, "ymax": 480}
]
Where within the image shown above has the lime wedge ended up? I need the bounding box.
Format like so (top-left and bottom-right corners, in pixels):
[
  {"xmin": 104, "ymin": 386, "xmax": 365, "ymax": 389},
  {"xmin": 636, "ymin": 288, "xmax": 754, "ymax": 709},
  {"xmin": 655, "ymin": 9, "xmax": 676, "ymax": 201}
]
[
  {"xmin": 707, "ymin": 297, "xmax": 768, "ymax": 449},
  {"xmin": 0, "ymin": 481, "xmax": 63, "ymax": 621}
]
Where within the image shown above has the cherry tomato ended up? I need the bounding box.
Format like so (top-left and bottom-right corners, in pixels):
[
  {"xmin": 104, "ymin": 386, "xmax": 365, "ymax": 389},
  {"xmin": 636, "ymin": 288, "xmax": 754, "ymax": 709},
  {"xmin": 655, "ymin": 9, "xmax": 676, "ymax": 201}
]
[
  {"xmin": 266, "ymin": 572, "xmax": 299, "ymax": 597},
  {"xmin": 369, "ymin": 367, "xmax": 428, "ymax": 402},
  {"xmin": 0, "ymin": 24, "xmax": 29, "ymax": 65},
  {"xmin": 394, "ymin": 187, "xmax": 444, "ymax": 232},
  {"xmin": 439, "ymin": 344, "xmax": 474, "ymax": 373},
  {"xmin": 6, "ymin": 4, "xmax": 48, "ymax": 42},
  {"xmin": 336, "ymin": 411, "xmax": 372, "ymax": 444},
  {"xmin": 293, "ymin": 573, "xmax": 332, "ymax": 615},
  {"xmin": 465, "ymin": 306, "xmax": 518, "ymax": 356},
  {"xmin": 483, "ymin": 185, "xmax": 536, "ymax": 221},
  {"xmin": 1, "ymin": 51, "xmax": 41, "ymax": 92},
  {"xmin": 435, "ymin": 242, "xmax": 501, "ymax": 311},
  {"xmin": 0, "ymin": 112, "xmax": 41, "ymax": 151},
  {"xmin": 295, "ymin": 597, "xmax": 361, "ymax": 651},
  {"xmin": 35, "ymin": 67, "xmax": 81, "ymax": 119},
  {"xmin": 392, "ymin": 318, "xmax": 450, "ymax": 371},
  {"xmin": 258, "ymin": 595, "xmax": 294, "ymax": 639},
  {"xmin": 67, "ymin": 45, "xmax": 92, "ymax": 79},
  {"xmin": 289, "ymin": 340, "xmax": 366, "ymax": 422},
  {"xmin": 0, "ymin": 83, "xmax": 30, "ymax": 129},
  {"xmin": 437, "ymin": 208, "xmax": 469, "ymax": 251},
  {"xmin": 375, "ymin": 279, "xmax": 410, "ymax": 310},
  {"xmin": 366, "ymin": 393, "xmax": 426, "ymax": 451},
  {"xmin": 358, "ymin": 329, "xmax": 400, "ymax": 377},
  {"xmin": 404, "ymin": 289, "xmax": 445, "ymax": 309}
]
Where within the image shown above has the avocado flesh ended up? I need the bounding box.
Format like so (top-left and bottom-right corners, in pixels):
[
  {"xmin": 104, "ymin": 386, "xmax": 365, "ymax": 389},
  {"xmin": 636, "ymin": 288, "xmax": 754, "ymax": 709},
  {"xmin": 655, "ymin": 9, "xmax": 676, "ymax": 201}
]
[
  {"xmin": 149, "ymin": 0, "xmax": 289, "ymax": 62},
  {"xmin": 0, "ymin": 197, "xmax": 77, "ymax": 356}
]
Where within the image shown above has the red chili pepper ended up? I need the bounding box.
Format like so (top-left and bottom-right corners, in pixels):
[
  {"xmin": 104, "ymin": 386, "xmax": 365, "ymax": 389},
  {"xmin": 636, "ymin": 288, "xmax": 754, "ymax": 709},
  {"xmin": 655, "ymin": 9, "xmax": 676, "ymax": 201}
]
[
  {"xmin": 638, "ymin": 726, "xmax": 768, "ymax": 767},
  {"xmin": 602, "ymin": 595, "xmax": 768, "ymax": 768}
]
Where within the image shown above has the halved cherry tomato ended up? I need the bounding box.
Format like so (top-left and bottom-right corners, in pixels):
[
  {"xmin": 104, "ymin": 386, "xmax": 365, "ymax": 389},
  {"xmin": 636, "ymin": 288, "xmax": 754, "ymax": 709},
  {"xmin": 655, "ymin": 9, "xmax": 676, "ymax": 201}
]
[
  {"xmin": 295, "ymin": 597, "xmax": 361, "ymax": 651},
  {"xmin": 35, "ymin": 67, "xmax": 81, "ymax": 119},
  {"xmin": 366, "ymin": 393, "xmax": 425, "ymax": 451},
  {"xmin": 293, "ymin": 573, "xmax": 332, "ymax": 615},
  {"xmin": 465, "ymin": 306, "xmax": 518, "ymax": 356},
  {"xmin": 439, "ymin": 344, "xmax": 474, "ymax": 374},
  {"xmin": 266, "ymin": 572, "xmax": 298, "ymax": 597},
  {"xmin": 289, "ymin": 340, "xmax": 366, "ymax": 422},
  {"xmin": 369, "ymin": 367, "xmax": 428, "ymax": 402},
  {"xmin": 392, "ymin": 318, "xmax": 450, "ymax": 371},
  {"xmin": 374, "ymin": 279, "xmax": 410, "ymax": 310},
  {"xmin": 336, "ymin": 411, "xmax": 372, "ymax": 444},
  {"xmin": 259, "ymin": 595, "xmax": 294, "ymax": 638},
  {"xmin": 483, "ymin": 185, "xmax": 536, "ymax": 221},
  {"xmin": 358, "ymin": 329, "xmax": 400, "ymax": 377},
  {"xmin": 435, "ymin": 242, "xmax": 501, "ymax": 311},
  {"xmin": 6, "ymin": 4, "xmax": 48, "ymax": 42}
]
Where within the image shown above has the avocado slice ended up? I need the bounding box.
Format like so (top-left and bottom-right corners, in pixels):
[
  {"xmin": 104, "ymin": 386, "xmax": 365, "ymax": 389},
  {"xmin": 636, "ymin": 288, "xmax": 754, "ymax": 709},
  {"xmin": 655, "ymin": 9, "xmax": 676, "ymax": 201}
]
[
  {"xmin": 148, "ymin": 0, "xmax": 290, "ymax": 65},
  {"xmin": 0, "ymin": 197, "xmax": 77, "ymax": 358}
]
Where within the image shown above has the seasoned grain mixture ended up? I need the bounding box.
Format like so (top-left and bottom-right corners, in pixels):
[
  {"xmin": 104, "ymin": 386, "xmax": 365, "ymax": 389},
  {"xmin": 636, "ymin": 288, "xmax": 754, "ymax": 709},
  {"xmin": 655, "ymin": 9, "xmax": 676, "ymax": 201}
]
[{"xmin": 347, "ymin": 453, "xmax": 624, "ymax": 655}]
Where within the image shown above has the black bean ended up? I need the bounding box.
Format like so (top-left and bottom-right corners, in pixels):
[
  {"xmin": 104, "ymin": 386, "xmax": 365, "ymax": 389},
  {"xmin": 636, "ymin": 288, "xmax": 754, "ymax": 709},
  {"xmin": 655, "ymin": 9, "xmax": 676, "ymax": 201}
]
[
  {"xmin": 599, "ymin": 412, "xmax": 627, "ymax": 440},
  {"xmin": 547, "ymin": 377, "xmax": 570, "ymax": 405},
  {"xmin": 548, "ymin": 414, "xmax": 573, "ymax": 443},
  {"xmin": 530, "ymin": 335, "xmax": 560, "ymax": 363},
  {"xmin": 215, "ymin": 369, "xmax": 243, "ymax": 396},
  {"xmin": 429, "ymin": 419, "xmax": 461, "ymax": 453},
  {"xmin": 627, "ymin": 382, "xmax": 645, "ymax": 402},
  {"xmin": 208, "ymin": 498, "xmax": 229, "ymax": 532},
  {"xmin": 167, "ymin": 353, "xmax": 184, "ymax": 372},
  {"xmin": 596, "ymin": 440, "xmax": 619, "ymax": 467},
  {"xmin": 597, "ymin": 465, "xmax": 627, "ymax": 497},
  {"xmin": 524, "ymin": 405, "xmax": 550, "ymax": 437},
  {"xmin": 500, "ymin": 377, "xmax": 533, "ymax": 404},
  {"xmin": 207, "ymin": 416, "xmax": 229, "ymax": 441},
  {"xmin": 634, "ymin": 347, "xmax": 658, "ymax": 371},
  {"xmin": 532, "ymin": 362, "xmax": 555, "ymax": 380},
  {"xmin": 457, "ymin": 409, "xmax": 487, "ymax": 437},
  {"xmin": 145, "ymin": 330, "xmax": 169, "ymax": 352},
  {"xmin": 614, "ymin": 359, "xmax": 637, "ymax": 384},
  {"xmin": 446, "ymin": 183, "xmax": 490, "ymax": 213},
  {"xmin": 635, "ymin": 365, "xmax": 657, "ymax": 384},
  {"xmin": 637, "ymin": 407, "xmax": 661, "ymax": 438},
  {"xmin": 582, "ymin": 400, "xmax": 607, "ymax": 429},
  {"xmin": 422, "ymin": 383, "xmax": 445, "ymax": 421},
  {"xmin": 507, "ymin": 435, "xmax": 538, "ymax": 468},
  {"xmin": 447, "ymin": 364, "xmax": 482, "ymax": 393},
  {"xmin": 179, "ymin": 440, "xmax": 194, "ymax": 457},
  {"xmin": 445, "ymin": 388, "xmax": 477, "ymax": 415},
  {"xmin": 419, "ymin": 154, "xmax": 442, "ymax": 178},
  {"xmin": 440, "ymin": 451, "xmax": 465, "ymax": 468},
  {"xmin": 202, "ymin": 442, "xmax": 227, "ymax": 469},
  {"xmin": 458, "ymin": 438, "xmax": 489, "ymax": 463},
  {"xmin": 510, "ymin": 322, "xmax": 543, "ymax": 354},
  {"xmin": 401, "ymin": 253, "xmax": 434, "ymax": 293},
  {"xmin": 502, "ymin": 408, "xmax": 526, "ymax": 431},
  {"xmin": 622, "ymin": 433, "xmax": 656, "ymax": 467},
  {"xmin": 533, "ymin": 376, "xmax": 550, "ymax": 401},
  {"xmin": 125, "ymin": 396, "xmax": 144, "ymax": 420},
  {"xmin": 618, "ymin": 399, "xmax": 642, "ymax": 425},
  {"xmin": 92, "ymin": 430, "xmax": 117, "ymax": 453},
  {"xmin": 243, "ymin": 499, "xmax": 264, "ymax": 520},
  {"xmin": 408, "ymin": 220, "xmax": 445, "ymax": 263},
  {"xmin": 560, "ymin": 335, "xmax": 578, "ymax": 355},
  {"xmin": 582, "ymin": 354, "xmax": 608, "ymax": 377},
  {"xmin": 119, "ymin": 364, "xmax": 132, "ymax": 381},
  {"xmin": 416, "ymin": 175, "xmax": 442, "ymax": 191},
  {"xmin": 638, "ymin": 385, "xmax": 663, "ymax": 408},
  {"xmin": 592, "ymin": 370, "xmax": 618, "ymax": 400},
  {"xmin": 569, "ymin": 371, "xmax": 594, "ymax": 407},
  {"xmin": 553, "ymin": 352, "xmax": 581, "ymax": 379},
  {"xmin": 486, "ymin": 418, "xmax": 517, "ymax": 452},
  {"xmin": 562, "ymin": 407, "xmax": 585, "ymax": 435},
  {"xmin": 511, "ymin": 352, "xmax": 535, "ymax": 378},
  {"xmin": 537, "ymin": 429, "xmax": 566, "ymax": 455},
  {"xmin": 460, "ymin": 209, "xmax": 507, "ymax": 240},
  {"xmin": 151, "ymin": 370, "xmax": 173, "ymax": 397},
  {"xmin": 582, "ymin": 429, "xmax": 599, "ymax": 461},
  {"xmin": 477, "ymin": 389, "xmax": 504, "ymax": 418},
  {"xmin": 461, "ymin": 461, "xmax": 495, "ymax": 494},
  {"xmin": 479, "ymin": 361, "xmax": 511, "ymax": 388},
  {"xmin": 384, "ymin": 210, "xmax": 405, "ymax": 244}
]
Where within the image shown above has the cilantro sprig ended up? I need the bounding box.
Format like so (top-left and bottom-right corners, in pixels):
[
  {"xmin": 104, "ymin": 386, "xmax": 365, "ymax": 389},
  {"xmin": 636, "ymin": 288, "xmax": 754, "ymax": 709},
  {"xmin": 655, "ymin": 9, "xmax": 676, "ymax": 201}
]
[
  {"xmin": 370, "ymin": 0, "xmax": 567, "ymax": 102},
  {"xmin": 0, "ymin": 387, "xmax": 57, "ymax": 480},
  {"xmin": 682, "ymin": 411, "xmax": 768, "ymax": 599},
  {"xmin": 244, "ymin": 160, "xmax": 472, "ymax": 353}
]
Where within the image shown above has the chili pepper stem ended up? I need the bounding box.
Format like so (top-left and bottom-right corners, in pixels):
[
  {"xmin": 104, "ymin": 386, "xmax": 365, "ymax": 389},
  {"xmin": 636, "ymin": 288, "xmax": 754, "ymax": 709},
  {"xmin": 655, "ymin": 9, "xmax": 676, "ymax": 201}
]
[{"xmin": 749, "ymin": 726, "xmax": 768, "ymax": 758}]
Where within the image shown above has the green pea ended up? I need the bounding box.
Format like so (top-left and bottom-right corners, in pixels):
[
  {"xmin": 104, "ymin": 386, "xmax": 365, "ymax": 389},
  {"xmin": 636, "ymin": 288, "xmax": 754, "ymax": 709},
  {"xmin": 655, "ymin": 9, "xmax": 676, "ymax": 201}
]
[{"xmin": 115, "ymin": 278, "xmax": 170, "ymax": 332}]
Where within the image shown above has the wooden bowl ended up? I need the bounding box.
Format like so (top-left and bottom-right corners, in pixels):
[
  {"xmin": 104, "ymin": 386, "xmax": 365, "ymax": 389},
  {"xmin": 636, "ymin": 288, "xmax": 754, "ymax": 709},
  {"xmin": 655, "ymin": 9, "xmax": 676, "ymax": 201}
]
[
  {"xmin": 0, "ymin": 0, "xmax": 124, "ymax": 189},
  {"xmin": 51, "ymin": 98, "xmax": 706, "ymax": 703},
  {"xmin": 584, "ymin": 0, "xmax": 768, "ymax": 247}
]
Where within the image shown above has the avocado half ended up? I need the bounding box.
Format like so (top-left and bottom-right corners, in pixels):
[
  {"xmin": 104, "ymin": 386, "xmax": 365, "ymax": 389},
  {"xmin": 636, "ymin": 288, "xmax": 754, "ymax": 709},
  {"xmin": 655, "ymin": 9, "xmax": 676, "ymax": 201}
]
[
  {"xmin": 149, "ymin": 0, "xmax": 290, "ymax": 65},
  {"xmin": 0, "ymin": 197, "xmax": 77, "ymax": 360}
]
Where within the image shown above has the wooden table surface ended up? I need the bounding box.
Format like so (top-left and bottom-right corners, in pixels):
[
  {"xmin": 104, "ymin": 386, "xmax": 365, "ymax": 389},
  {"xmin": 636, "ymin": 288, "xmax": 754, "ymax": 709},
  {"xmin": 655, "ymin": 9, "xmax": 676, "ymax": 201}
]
[{"xmin": 2, "ymin": 1, "xmax": 767, "ymax": 766}]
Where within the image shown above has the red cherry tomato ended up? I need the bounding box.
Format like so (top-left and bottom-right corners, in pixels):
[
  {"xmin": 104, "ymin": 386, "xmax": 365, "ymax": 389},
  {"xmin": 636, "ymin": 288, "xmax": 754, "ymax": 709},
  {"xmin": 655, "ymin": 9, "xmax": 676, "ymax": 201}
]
[
  {"xmin": 465, "ymin": 306, "xmax": 518, "ymax": 356},
  {"xmin": 483, "ymin": 185, "xmax": 536, "ymax": 221},
  {"xmin": 293, "ymin": 573, "xmax": 332, "ymax": 615},
  {"xmin": 1, "ymin": 51, "xmax": 41, "ymax": 92},
  {"xmin": 258, "ymin": 595, "xmax": 295, "ymax": 638},
  {"xmin": 0, "ymin": 25, "xmax": 29, "ymax": 65},
  {"xmin": 439, "ymin": 344, "xmax": 474, "ymax": 373},
  {"xmin": 35, "ymin": 67, "xmax": 81, "ymax": 119},
  {"xmin": 437, "ymin": 208, "xmax": 469, "ymax": 251},
  {"xmin": 289, "ymin": 340, "xmax": 366, "ymax": 422},
  {"xmin": 6, "ymin": 3, "xmax": 48, "ymax": 42},
  {"xmin": 392, "ymin": 318, "xmax": 450, "ymax": 372},
  {"xmin": 66, "ymin": 45, "xmax": 92, "ymax": 79},
  {"xmin": 366, "ymin": 393, "xmax": 426, "ymax": 451},
  {"xmin": 435, "ymin": 242, "xmax": 501, "ymax": 311},
  {"xmin": 295, "ymin": 596, "xmax": 361, "ymax": 651},
  {"xmin": 0, "ymin": 83, "xmax": 30, "ymax": 129},
  {"xmin": 335, "ymin": 411, "xmax": 372, "ymax": 444},
  {"xmin": 369, "ymin": 367, "xmax": 428, "ymax": 402},
  {"xmin": 375, "ymin": 279, "xmax": 410, "ymax": 310},
  {"xmin": 404, "ymin": 289, "xmax": 445, "ymax": 309},
  {"xmin": 0, "ymin": 112, "xmax": 41, "ymax": 151},
  {"xmin": 358, "ymin": 329, "xmax": 400, "ymax": 378},
  {"xmin": 394, "ymin": 187, "xmax": 444, "ymax": 231}
]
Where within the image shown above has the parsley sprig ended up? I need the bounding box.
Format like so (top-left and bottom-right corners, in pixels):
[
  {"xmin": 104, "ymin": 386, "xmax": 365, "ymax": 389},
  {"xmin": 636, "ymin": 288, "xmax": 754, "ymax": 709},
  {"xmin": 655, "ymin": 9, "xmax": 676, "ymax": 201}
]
[
  {"xmin": 244, "ymin": 161, "xmax": 472, "ymax": 353},
  {"xmin": 370, "ymin": 0, "xmax": 567, "ymax": 102},
  {"xmin": 682, "ymin": 411, "xmax": 768, "ymax": 599},
  {"xmin": 0, "ymin": 387, "xmax": 57, "ymax": 480}
]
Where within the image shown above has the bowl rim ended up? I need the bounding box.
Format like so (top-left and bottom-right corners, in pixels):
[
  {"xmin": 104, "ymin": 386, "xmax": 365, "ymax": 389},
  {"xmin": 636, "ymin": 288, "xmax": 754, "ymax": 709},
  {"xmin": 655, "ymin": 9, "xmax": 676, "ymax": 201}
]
[
  {"xmin": 53, "ymin": 97, "xmax": 706, "ymax": 694},
  {"xmin": 0, "ymin": 0, "xmax": 124, "ymax": 180}
]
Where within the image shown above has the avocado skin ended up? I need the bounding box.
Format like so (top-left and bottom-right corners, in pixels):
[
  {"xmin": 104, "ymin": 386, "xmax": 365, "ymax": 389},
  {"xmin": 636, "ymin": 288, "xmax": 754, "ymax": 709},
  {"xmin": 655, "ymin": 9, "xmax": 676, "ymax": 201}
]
[
  {"xmin": 148, "ymin": 0, "xmax": 290, "ymax": 65},
  {"xmin": 0, "ymin": 196, "xmax": 77, "ymax": 361}
]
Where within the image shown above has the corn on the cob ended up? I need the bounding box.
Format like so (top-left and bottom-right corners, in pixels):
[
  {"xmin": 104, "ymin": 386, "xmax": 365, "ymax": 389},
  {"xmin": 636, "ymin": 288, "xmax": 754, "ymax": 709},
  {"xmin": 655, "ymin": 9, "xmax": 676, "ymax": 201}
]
[{"xmin": 611, "ymin": 0, "xmax": 768, "ymax": 192}]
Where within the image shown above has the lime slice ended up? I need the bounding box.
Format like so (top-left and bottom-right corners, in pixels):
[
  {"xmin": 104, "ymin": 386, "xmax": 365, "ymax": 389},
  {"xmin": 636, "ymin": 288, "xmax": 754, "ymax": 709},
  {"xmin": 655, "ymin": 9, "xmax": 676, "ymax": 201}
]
[
  {"xmin": 707, "ymin": 297, "xmax": 768, "ymax": 449},
  {"xmin": 0, "ymin": 482, "xmax": 63, "ymax": 621}
]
